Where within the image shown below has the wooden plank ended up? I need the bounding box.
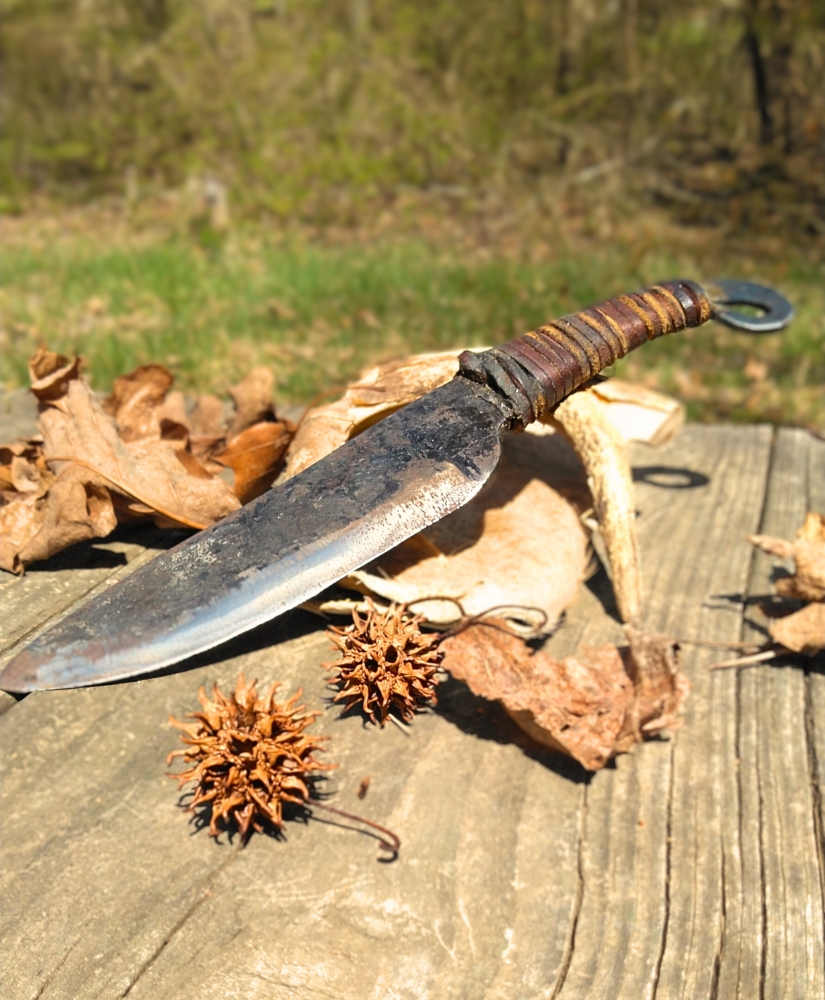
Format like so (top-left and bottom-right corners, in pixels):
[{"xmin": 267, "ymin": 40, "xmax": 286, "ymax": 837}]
[
  {"xmin": 645, "ymin": 427, "xmax": 772, "ymax": 1000},
  {"xmin": 0, "ymin": 619, "xmax": 584, "ymax": 998},
  {"xmin": 554, "ymin": 425, "xmax": 774, "ymax": 1000},
  {"xmin": 731, "ymin": 428, "xmax": 825, "ymax": 1000},
  {"xmin": 805, "ymin": 432, "xmax": 825, "ymax": 894},
  {"xmin": 2, "ymin": 424, "xmax": 822, "ymax": 999}
]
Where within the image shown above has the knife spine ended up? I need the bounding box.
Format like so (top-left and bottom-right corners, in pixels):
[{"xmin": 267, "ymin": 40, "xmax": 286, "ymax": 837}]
[{"xmin": 457, "ymin": 279, "xmax": 712, "ymax": 427}]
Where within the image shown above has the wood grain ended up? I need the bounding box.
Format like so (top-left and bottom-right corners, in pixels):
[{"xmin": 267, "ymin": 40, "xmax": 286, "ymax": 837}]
[
  {"xmin": 1, "ymin": 425, "xmax": 823, "ymax": 999},
  {"xmin": 806, "ymin": 431, "xmax": 825, "ymax": 912},
  {"xmin": 555, "ymin": 425, "xmax": 775, "ymax": 1000},
  {"xmin": 737, "ymin": 429, "xmax": 825, "ymax": 1000}
]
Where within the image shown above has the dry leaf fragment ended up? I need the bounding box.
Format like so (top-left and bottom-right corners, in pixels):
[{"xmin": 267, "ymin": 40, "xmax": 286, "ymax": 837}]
[
  {"xmin": 0, "ymin": 442, "xmax": 52, "ymax": 497},
  {"xmin": 0, "ymin": 349, "xmax": 244, "ymax": 571},
  {"xmin": 338, "ymin": 443, "xmax": 590, "ymax": 635},
  {"xmin": 156, "ymin": 388, "xmax": 189, "ymax": 430},
  {"xmin": 28, "ymin": 347, "xmax": 83, "ymax": 402},
  {"xmin": 283, "ymin": 351, "xmax": 461, "ymax": 479},
  {"xmin": 214, "ymin": 419, "xmax": 295, "ymax": 504},
  {"xmin": 227, "ymin": 367, "xmax": 276, "ymax": 438},
  {"xmin": 324, "ymin": 601, "xmax": 443, "ymax": 725},
  {"xmin": 103, "ymin": 364, "xmax": 175, "ymax": 442},
  {"xmin": 187, "ymin": 394, "xmax": 227, "ymax": 437},
  {"xmin": 185, "ymin": 394, "xmax": 229, "ymax": 469},
  {"xmin": 39, "ymin": 375, "xmax": 240, "ymax": 529},
  {"xmin": 748, "ymin": 512, "xmax": 825, "ymax": 602},
  {"xmin": 588, "ymin": 379, "xmax": 685, "ymax": 447},
  {"xmin": 439, "ymin": 622, "xmax": 688, "ymax": 771},
  {"xmin": 0, "ymin": 493, "xmax": 43, "ymax": 573},
  {"xmin": 768, "ymin": 602, "xmax": 825, "ymax": 656},
  {"xmin": 714, "ymin": 512, "xmax": 825, "ymax": 668},
  {"xmin": 2, "ymin": 349, "xmax": 297, "ymax": 571},
  {"xmin": 168, "ymin": 674, "xmax": 332, "ymax": 841},
  {"xmin": 13, "ymin": 465, "xmax": 119, "ymax": 570},
  {"xmin": 621, "ymin": 625, "xmax": 688, "ymax": 739}
]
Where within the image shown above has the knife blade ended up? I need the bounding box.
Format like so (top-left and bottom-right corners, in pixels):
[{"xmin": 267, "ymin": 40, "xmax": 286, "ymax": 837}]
[{"xmin": 0, "ymin": 279, "xmax": 792, "ymax": 692}]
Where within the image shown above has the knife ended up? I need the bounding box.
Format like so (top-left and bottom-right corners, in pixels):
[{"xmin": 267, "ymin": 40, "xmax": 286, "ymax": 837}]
[{"xmin": 0, "ymin": 279, "xmax": 792, "ymax": 693}]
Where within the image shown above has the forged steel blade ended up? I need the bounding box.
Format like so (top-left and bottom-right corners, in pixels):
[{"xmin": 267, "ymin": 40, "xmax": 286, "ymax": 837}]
[
  {"xmin": 0, "ymin": 278, "xmax": 792, "ymax": 693},
  {"xmin": 0, "ymin": 381, "xmax": 509, "ymax": 692}
]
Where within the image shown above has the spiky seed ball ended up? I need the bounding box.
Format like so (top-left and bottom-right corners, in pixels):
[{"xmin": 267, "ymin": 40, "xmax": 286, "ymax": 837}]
[
  {"xmin": 167, "ymin": 674, "xmax": 332, "ymax": 841},
  {"xmin": 324, "ymin": 600, "xmax": 442, "ymax": 726}
]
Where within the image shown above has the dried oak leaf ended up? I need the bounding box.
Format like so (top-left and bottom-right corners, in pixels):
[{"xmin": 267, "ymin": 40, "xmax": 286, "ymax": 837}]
[
  {"xmin": 0, "ymin": 493, "xmax": 43, "ymax": 572},
  {"xmin": 439, "ymin": 622, "xmax": 687, "ymax": 771},
  {"xmin": 214, "ymin": 419, "xmax": 295, "ymax": 504},
  {"xmin": 324, "ymin": 601, "xmax": 442, "ymax": 726},
  {"xmin": 187, "ymin": 393, "xmax": 226, "ymax": 438},
  {"xmin": 748, "ymin": 512, "xmax": 825, "ymax": 603},
  {"xmin": 2, "ymin": 465, "xmax": 119, "ymax": 571},
  {"xmin": 39, "ymin": 366, "xmax": 240, "ymax": 529},
  {"xmin": 167, "ymin": 674, "xmax": 332, "ymax": 841},
  {"xmin": 0, "ymin": 349, "xmax": 241, "ymax": 571},
  {"xmin": 183, "ymin": 393, "xmax": 229, "ymax": 469},
  {"xmin": 587, "ymin": 379, "xmax": 685, "ymax": 447},
  {"xmin": 0, "ymin": 442, "xmax": 55, "ymax": 570},
  {"xmin": 28, "ymin": 347, "xmax": 82, "ymax": 403}
]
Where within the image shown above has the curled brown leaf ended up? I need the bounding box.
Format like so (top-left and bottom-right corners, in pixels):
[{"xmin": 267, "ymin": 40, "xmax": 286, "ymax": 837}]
[
  {"xmin": 28, "ymin": 347, "xmax": 83, "ymax": 402},
  {"xmin": 439, "ymin": 622, "xmax": 688, "ymax": 771},
  {"xmin": 103, "ymin": 364, "xmax": 175, "ymax": 442}
]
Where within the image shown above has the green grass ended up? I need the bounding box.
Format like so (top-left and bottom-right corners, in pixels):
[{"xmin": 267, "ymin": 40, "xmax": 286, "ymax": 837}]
[{"xmin": 1, "ymin": 227, "xmax": 823, "ymax": 429}]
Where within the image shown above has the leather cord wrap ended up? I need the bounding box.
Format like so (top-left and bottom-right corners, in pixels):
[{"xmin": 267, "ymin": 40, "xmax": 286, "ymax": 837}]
[{"xmin": 457, "ymin": 279, "xmax": 712, "ymax": 428}]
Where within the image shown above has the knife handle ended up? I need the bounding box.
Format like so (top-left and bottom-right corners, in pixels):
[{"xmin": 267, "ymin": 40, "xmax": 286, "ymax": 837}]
[{"xmin": 457, "ymin": 279, "xmax": 712, "ymax": 427}]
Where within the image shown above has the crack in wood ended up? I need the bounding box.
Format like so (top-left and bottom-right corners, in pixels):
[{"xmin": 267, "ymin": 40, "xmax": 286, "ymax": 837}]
[
  {"xmin": 804, "ymin": 673, "xmax": 825, "ymax": 940},
  {"xmin": 119, "ymin": 845, "xmax": 242, "ymax": 998},
  {"xmin": 650, "ymin": 741, "xmax": 675, "ymax": 999},
  {"xmin": 2, "ymin": 426, "xmax": 822, "ymax": 999},
  {"xmin": 32, "ymin": 937, "xmax": 80, "ymax": 1000},
  {"xmin": 549, "ymin": 786, "xmax": 587, "ymax": 999},
  {"xmin": 750, "ymin": 433, "xmax": 772, "ymax": 1000}
]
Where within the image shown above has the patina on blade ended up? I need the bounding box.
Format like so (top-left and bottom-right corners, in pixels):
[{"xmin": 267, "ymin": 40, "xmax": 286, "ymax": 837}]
[{"xmin": 0, "ymin": 380, "xmax": 510, "ymax": 692}]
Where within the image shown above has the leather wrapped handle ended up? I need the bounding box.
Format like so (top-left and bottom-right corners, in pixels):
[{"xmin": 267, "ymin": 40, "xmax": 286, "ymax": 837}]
[{"xmin": 457, "ymin": 279, "xmax": 712, "ymax": 427}]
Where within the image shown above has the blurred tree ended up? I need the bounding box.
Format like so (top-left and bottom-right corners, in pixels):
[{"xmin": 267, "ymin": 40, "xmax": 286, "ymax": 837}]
[{"xmin": 0, "ymin": 0, "xmax": 821, "ymax": 228}]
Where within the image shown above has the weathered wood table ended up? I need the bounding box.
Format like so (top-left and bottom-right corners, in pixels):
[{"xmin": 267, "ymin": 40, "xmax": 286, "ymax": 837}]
[{"xmin": 2, "ymin": 424, "xmax": 823, "ymax": 1000}]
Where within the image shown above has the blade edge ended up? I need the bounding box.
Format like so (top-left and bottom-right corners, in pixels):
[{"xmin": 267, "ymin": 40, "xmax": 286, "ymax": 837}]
[{"xmin": 1, "ymin": 381, "xmax": 509, "ymax": 691}]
